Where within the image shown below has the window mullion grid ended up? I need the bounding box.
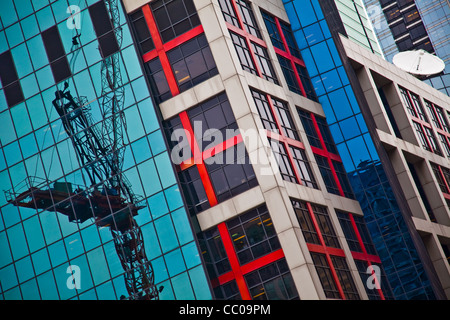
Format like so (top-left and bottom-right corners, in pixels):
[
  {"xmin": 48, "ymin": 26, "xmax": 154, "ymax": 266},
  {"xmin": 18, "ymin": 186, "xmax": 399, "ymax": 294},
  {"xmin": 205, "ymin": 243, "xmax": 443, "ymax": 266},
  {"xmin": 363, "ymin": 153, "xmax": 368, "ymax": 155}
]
[
  {"xmin": 141, "ymin": 5, "xmax": 180, "ymax": 96},
  {"xmin": 178, "ymin": 111, "xmax": 218, "ymax": 206},
  {"xmin": 178, "ymin": 110, "xmax": 245, "ymax": 207},
  {"xmin": 435, "ymin": 106, "xmax": 450, "ymax": 133},
  {"xmin": 401, "ymin": 88, "xmax": 417, "ymax": 117},
  {"xmin": 430, "ymin": 105, "xmax": 450, "ymax": 155},
  {"xmin": 439, "ymin": 133, "xmax": 450, "ymax": 157},
  {"xmin": 427, "ymin": 102, "xmax": 443, "ymax": 130},
  {"xmin": 418, "ymin": 120, "xmax": 440, "ymax": 154},
  {"xmin": 310, "ymin": 113, "xmax": 345, "ymax": 197},
  {"xmin": 305, "ymin": 202, "xmax": 346, "ymax": 300},
  {"xmin": 273, "ymin": 16, "xmax": 307, "ymax": 97},
  {"xmin": 216, "ymin": 221, "xmax": 286, "ymax": 300},
  {"xmin": 438, "ymin": 165, "xmax": 450, "ymax": 195}
]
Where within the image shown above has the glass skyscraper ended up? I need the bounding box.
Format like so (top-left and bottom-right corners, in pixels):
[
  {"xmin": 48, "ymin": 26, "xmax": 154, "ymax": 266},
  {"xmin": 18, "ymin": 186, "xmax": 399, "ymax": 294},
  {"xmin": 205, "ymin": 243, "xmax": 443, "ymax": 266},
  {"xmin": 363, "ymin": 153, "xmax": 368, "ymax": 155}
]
[
  {"xmin": 282, "ymin": 0, "xmax": 445, "ymax": 299},
  {"xmin": 363, "ymin": 0, "xmax": 449, "ymax": 96},
  {"xmin": 0, "ymin": 0, "xmax": 211, "ymax": 300},
  {"xmin": 1, "ymin": 0, "xmax": 448, "ymax": 302}
]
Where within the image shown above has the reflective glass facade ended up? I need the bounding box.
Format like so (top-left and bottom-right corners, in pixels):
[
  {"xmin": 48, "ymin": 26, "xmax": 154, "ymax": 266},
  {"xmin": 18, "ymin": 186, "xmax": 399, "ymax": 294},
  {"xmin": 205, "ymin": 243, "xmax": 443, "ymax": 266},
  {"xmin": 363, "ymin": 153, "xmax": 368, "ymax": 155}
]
[
  {"xmin": 363, "ymin": 0, "xmax": 450, "ymax": 96},
  {"xmin": 283, "ymin": 0, "xmax": 436, "ymax": 299},
  {"xmin": 0, "ymin": 0, "xmax": 211, "ymax": 300},
  {"xmin": 334, "ymin": 0, "xmax": 382, "ymax": 55}
]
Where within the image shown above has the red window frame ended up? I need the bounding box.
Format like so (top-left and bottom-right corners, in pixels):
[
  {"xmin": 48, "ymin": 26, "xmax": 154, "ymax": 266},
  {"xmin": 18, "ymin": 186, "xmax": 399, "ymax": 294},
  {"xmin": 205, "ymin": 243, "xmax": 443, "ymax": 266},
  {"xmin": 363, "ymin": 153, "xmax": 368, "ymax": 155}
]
[
  {"xmin": 425, "ymin": 100, "xmax": 450, "ymax": 157},
  {"xmin": 431, "ymin": 162, "xmax": 450, "ymax": 202},
  {"xmin": 176, "ymin": 110, "xmax": 246, "ymax": 208},
  {"xmin": 296, "ymin": 201, "xmax": 348, "ymax": 299},
  {"xmin": 220, "ymin": 0, "xmax": 276, "ymax": 82},
  {"xmin": 309, "ymin": 112, "xmax": 347, "ymax": 196},
  {"xmin": 299, "ymin": 109, "xmax": 354, "ymax": 198},
  {"xmin": 262, "ymin": 12, "xmax": 308, "ymax": 97},
  {"xmin": 253, "ymin": 91, "xmax": 317, "ymax": 188},
  {"xmin": 215, "ymin": 221, "xmax": 285, "ymax": 300},
  {"xmin": 295, "ymin": 201, "xmax": 385, "ymax": 300},
  {"xmin": 341, "ymin": 212, "xmax": 386, "ymax": 300},
  {"xmin": 140, "ymin": 4, "xmax": 205, "ymax": 97},
  {"xmin": 400, "ymin": 87, "xmax": 442, "ymax": 156}
]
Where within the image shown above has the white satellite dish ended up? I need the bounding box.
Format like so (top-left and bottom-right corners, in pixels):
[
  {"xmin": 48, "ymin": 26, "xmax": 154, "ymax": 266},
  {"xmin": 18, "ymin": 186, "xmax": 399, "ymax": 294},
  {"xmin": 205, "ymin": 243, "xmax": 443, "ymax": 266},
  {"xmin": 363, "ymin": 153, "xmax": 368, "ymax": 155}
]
[{"xmin": 393, "ymin": 49, "xmax": 445, "ymax": 78}]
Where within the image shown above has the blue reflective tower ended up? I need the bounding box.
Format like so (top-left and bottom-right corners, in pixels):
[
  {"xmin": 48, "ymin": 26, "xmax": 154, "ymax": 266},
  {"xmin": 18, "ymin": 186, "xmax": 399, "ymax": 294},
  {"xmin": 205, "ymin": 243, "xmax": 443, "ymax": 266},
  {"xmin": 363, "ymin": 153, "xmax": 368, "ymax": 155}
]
[
  {"xmin": 283, "ymin": 0, "xmax": 446, "ymax": 299},
  {"xmin": 0, "ymin": 0, "xmax": 211, "ymax": 300}
]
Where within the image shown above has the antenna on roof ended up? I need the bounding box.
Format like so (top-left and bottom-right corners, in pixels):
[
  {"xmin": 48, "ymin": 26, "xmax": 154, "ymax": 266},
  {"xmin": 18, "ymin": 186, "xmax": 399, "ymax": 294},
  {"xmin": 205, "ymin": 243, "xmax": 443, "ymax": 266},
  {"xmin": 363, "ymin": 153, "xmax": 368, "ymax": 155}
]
[{"xmin": 393, "ymin": 49, "xmax": 445, "ymax": 79}]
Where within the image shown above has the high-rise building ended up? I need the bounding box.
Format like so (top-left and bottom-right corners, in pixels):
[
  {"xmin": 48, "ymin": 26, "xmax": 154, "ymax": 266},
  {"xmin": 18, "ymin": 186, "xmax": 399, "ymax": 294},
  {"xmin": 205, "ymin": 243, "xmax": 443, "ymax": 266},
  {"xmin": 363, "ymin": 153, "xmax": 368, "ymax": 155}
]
[
  {"xmin": 0, "ymin": 0, "xmax": 212, "ymax": 300},
  {"xmin": 123, "ymin": 0, "xmax": 397, "ymax": 300},
  {"xmin": 0, "ymin": 0, "xmax": 448, "ymax": 301},
  {"xmin": 283, "ymin": 0, "xmax": 450, "ymax": 299},
  {"xmin": 0, "ymin": 0, "xmax": 396, "ymax": 300},
  {"xmin": 363, "ymin": 0, "xmax": 450, "ymax": 96}
]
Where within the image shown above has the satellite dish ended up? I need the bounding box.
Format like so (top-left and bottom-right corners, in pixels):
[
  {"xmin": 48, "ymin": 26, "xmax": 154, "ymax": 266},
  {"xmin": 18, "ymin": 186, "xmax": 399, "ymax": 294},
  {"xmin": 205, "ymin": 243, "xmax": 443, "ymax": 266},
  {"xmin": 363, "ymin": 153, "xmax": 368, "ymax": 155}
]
[{"xmin": 393, "ymin": 49, "xmax": 445, "ymax": 78}]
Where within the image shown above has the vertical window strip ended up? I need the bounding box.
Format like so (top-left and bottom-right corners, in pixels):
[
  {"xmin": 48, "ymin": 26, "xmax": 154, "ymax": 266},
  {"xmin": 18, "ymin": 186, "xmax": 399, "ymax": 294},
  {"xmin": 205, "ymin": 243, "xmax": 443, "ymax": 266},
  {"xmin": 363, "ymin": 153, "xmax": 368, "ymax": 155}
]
[
  {"xmin": 261, "ymin": 11, "xmax": 311, "ymax": 98},
  {"xmin": 299, "ymin": 109, "xmax": 354, "ymax": 199},
  {"xmin": 200, "ymin": 206, "xmax": 294, "ymax": 300},
  {"xmin": 0, "ymin": 50, "xmax": 24, "ymax": 107},
  {"xmin": 250, "ymin": 89, "xmax": 317, "ymax": 189},
  {"xmin": 219, "ymin": 0, "xmax": 278, "ymax": 84},
  {"xmin": 292, "ymin": 199, "xmax": 355, "ymax": 300}
]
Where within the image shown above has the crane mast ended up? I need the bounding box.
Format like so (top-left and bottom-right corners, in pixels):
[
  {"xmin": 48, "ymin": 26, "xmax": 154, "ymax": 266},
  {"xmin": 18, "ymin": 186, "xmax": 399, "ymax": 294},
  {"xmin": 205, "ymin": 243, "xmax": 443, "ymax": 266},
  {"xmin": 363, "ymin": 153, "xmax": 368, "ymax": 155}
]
[{"xmin": 6, "ymin": 0, "xmax": 160, "ymax": 300}]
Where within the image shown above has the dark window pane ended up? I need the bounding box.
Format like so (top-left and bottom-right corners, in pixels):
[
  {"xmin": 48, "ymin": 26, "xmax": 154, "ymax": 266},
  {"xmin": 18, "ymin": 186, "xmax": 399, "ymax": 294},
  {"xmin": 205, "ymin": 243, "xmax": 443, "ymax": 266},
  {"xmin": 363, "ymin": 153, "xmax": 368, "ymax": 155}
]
[
  {"xmin": 151, "ymin": 0, "xmax": 200, "ymax": 43},
  {"xmin": 50, "ymin": 58, "xmax": 72, "ymax": 84},
  {"xmin": 167, "ymin": 34, "xmax": 218, "ymax": 96},
  {"xmin": 153, "ymin": 7, "xmax": 171, "ymax": 31},
  {"xmin": 0, "ymin": 51, "xmax": 24, "ymax": 107},
  {"xmin": 261, "ymin": 11, "xmax": 284, "ymax": 50},
  {"xmin": 88, "ymin": 1, "xmax": 119, "ymax": 58},
  {"xmin": 310, "ymin": 203, "xmax": 340, "ymax": 248},
  {"xmin": 315, "ymin": 154, "xmax": 339, "ymax": 195},
  {"xmin": 41, "ymin": 26, "xmax": 66, "ymax": 62},
  {"xmin": 331, "ymin": 256, "xmax": 360, "ymax": 300},
  {"xmin": 277, "ymin": 54, "xmax": 302, "ymax": 95},
  {"xmin": 146, "ymin": 58, "xmax": 171, "ymax": 102},
  {"xmin": 230, "ymin": 32, "xmax": 257, "ymax": 75},
  {"xmin": 97, "ymin": 32, "xmax": 120, "ymax": 58},
  {"xmin": 298, "ymin": 110, "xmax": 322, "ymax": 148},
  {"xmin": 310, "ymin": 252, "xmax": 341, "ymax": 299},
  {"xmin": 41, "ymin": 26, "xmax": 71, "ymax": 83},
  {"xmin": 333, "ymin": 160, "xmax": 355, "ymax": 199},
  {"xmin": 3, "ymin": 81, "xmax": 24, "ymax": 107},
  {"xmin": 0, "ymin": 50, "xmax": 20, "ymax": 86},
  {"xmin": 292, "ymin": 200, "xmax": 321, "ymax": 245},
  {"xmin": 134, "ymin": 17, "xmax": 151, "ymax": 41}
]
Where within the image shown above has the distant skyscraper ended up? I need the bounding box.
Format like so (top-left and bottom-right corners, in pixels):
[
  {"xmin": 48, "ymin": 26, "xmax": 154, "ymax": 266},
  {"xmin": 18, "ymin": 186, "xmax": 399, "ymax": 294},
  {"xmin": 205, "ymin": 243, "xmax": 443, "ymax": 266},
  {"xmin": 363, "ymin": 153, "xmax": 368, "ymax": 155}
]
[{"xmin": 363, "ymin": 0, "xmax": 450, "ymax": 95}]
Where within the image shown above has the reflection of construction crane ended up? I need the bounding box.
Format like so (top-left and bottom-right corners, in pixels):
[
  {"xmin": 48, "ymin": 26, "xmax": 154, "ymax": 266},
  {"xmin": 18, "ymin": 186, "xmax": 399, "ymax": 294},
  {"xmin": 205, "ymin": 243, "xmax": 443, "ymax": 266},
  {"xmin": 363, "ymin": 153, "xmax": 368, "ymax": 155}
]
[{"xmin": 5, "ymin": 0, "xmax": 161, "ymax": 300}]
